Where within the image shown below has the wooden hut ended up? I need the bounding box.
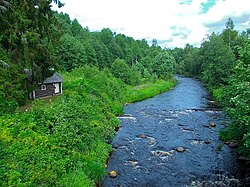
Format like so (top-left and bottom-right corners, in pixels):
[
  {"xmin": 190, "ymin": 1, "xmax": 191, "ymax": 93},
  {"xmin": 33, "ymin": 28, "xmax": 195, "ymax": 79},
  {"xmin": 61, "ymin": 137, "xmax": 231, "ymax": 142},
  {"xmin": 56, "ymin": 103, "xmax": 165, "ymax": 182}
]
[{"xmin": 30, "ymin": 72, "xmax": 63, "ymax": 99}]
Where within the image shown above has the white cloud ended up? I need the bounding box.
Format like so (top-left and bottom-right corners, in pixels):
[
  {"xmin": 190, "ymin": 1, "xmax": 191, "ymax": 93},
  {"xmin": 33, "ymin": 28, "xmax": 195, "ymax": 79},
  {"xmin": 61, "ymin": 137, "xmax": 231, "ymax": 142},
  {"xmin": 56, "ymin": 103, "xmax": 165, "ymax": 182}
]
[
  {"xmin": 203, "ymin": 0, "xmax": 250, "ymax": 22},
  {"xmin": 242, "ymin": 18, "xmax": 250, "ymax": 26},
  {"xmin": 53, "ymin": 0, "xmax": 250, "ymax": 48}
]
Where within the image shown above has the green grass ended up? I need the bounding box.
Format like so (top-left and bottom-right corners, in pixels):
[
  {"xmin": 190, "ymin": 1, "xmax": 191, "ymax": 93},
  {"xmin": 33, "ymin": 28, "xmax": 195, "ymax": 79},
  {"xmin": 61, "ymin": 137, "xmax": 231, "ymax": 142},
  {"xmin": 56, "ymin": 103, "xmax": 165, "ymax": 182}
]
[
  {"xmin": 18, "ymin": 95, "xmax": 61, "ymax": 112},
  {"xmin": 124, "ymin": 79, "xmax": 177, "ymax": 104},
  {"xmin": 60, "ymin": 170, "xmax": 94, "ymax": 187},
  {"xmin": 212, "ymin": 87, "xmax": 225, "ymax": 104}
]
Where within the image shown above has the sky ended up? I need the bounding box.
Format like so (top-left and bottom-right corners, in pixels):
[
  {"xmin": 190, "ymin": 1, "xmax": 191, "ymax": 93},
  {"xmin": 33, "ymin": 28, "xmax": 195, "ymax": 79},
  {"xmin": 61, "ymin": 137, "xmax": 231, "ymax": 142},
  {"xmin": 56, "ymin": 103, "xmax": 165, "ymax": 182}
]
[{"xmin": 52, "ymin": 0, "xmax": 250, "ymax": 48}]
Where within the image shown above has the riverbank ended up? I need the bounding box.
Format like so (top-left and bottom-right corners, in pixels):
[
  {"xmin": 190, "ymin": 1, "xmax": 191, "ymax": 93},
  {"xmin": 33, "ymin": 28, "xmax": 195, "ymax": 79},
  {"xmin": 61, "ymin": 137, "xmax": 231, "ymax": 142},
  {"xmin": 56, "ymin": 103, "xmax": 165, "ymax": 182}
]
[
  {"xmin": 0, "ymin": 66, "xmax": 177, "ymax": 187},
  {"xmin": 124, "ymin": 79, "xmax": 177, "ymax": 104},
  {"xmin": 112, "ymin": 79, "xmax": 177, "ymax": 115}
]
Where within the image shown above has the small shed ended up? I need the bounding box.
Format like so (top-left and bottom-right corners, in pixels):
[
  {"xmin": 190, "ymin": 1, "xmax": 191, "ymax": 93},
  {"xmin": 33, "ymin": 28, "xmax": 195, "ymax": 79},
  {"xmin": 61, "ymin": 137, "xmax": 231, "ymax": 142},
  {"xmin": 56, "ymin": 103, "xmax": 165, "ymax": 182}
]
[{"xmin": 30, "ymin": 72, "xmax": 63, "ymax": 99}]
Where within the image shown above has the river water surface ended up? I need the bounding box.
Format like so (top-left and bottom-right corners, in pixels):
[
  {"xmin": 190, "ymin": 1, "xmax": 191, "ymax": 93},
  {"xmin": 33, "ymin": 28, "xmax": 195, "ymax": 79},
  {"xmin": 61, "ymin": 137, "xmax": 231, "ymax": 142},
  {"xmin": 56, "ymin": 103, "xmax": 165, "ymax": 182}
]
[{"xmin": 103, "ymin": 76, "xmax": 241, "ymax": 187}]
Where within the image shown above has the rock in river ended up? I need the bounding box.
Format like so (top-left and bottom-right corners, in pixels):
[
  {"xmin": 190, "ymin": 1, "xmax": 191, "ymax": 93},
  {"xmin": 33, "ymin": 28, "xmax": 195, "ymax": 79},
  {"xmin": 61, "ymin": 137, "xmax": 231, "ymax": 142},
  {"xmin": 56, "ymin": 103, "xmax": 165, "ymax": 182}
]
[
  {"xmin": 151, "ymin": 150, "xmax": 174, "ymax": 157},
  {"xmin": 204, "ymin": 140, "xmax": 211, "ymax": 144},
  {"xmin": 209, "ymin": 122, "xmax": 216, "ymax": 128},
  {"xmin": 176, "ymin": 147, "xmax": 185, "ymax": 152},
  {"xmin": 109, "ymin": 170, "xmax": 118, "ymax": 178},
  {"xmin": 137, "ymin": 134, "xmax": 147, "ymax": 138},
  {"xmin": 228, "ymin": 142, "xmax": 238, "ymax": 148}
]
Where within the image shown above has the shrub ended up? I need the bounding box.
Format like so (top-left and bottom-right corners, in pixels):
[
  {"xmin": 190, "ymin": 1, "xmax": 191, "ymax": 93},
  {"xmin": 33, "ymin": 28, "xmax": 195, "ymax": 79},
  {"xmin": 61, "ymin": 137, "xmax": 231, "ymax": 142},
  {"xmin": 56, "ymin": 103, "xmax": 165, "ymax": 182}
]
[{"xmin": 0, "ymin": 66, "xmax": 122, "ymax": 186}]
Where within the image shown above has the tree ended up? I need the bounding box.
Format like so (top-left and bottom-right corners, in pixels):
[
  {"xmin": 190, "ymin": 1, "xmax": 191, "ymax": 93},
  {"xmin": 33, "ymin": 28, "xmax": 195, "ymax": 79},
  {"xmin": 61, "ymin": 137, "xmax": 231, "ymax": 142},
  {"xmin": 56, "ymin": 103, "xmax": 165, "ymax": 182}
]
[
  {"xmin": 170, "ymin": 47, "xmax": 185, "ymax": 74},
  {"xmin": 56, "ymin": 33, "xmax": 87, "ymax": 71},
  {"xmin": 181, "ymin": 44, "xmax": 201, "ymax": 77},
  {"xmin": 71, "ymin": 19, "xmax": 85, "ymax": 38},
  {"xmin": 152, "ymin": 51, "xmax": 176, "ymax": 79},
  {"xmin": 152, "ymin": 39, "xmax": 158, "ymax": 46},
  {"xmin": 110, "ymin": 59, "xmax": 131, "ymax": 84},
  {"xmin": 225, "ymin": 17, "xmax": 234, "ymax": 30},
  {"xmin": 0, "ymin": 47, "xmax": 26, "ymax": 114},
  {"xmin": 100, "ymin": 28, "xmax": 114, "ymax": 45},
  {"xmin": 55, "ymin": 12, "xmax": 72, "ymax": 35},
  {"xmin": 110, "ymin": 59, "xmax": 141, "ymax": 85},
  {"xmin": 221, "ymin": 18, "xmax": 238, "ymax": 48},
  {"xmin": 0, "ymin": 0, "xmax": 11, "ymax": 15},
  {"xmin": 52, "ymin": 0, "xmax": 64, "ymax": 8},
  {"xmin": 0, "ymin": 0, "xmax": 65, "ymax": 108},
  {"xmin": 221, "ymin": 40, "xmax": 250, "ymax": 157},
  {"xmin": 0, "ymin": 0, "xmax": 61, "ymax": 82},
  {"xmin": 114, "ymin": 34, "xmax": 129, "ymax": 60},
  {"xmin": 200, "ymin": 33, "xmax": 235, "ymax": 88},
  {"xmin": 90, "ymin": 35, "xmax": 112, "ymax": 68}
]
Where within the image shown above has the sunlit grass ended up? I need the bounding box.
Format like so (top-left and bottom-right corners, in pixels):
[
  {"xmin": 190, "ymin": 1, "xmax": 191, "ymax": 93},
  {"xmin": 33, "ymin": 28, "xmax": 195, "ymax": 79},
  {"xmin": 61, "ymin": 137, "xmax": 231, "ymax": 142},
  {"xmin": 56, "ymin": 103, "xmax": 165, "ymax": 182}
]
[{"xmin": 124, "ymin": 79, "xmax": 177, "ymax": 104}]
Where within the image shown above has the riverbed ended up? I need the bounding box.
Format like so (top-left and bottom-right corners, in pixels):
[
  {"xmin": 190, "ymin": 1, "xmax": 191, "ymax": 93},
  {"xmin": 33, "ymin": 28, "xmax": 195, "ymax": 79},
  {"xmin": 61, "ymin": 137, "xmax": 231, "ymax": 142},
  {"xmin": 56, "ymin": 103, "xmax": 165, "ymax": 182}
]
[{"xmin": 103, "ymin": 76, "xmax": 241, "ymax": 187}]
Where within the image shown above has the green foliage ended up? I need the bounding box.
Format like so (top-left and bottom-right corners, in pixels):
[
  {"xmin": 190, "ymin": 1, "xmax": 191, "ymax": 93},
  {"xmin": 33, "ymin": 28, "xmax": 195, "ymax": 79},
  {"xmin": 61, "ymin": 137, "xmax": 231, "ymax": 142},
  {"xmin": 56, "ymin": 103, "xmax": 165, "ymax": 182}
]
[
  {"xmin": 170, "ymin": 44, "xmax": 203, "ymax": 77},
  {"xmin": 110, "ymin": 58, "xmax": 141, "ymax": 85},
  {"xmin": 200, "ymin": 33, "xmax": 235, "ymax": 89},
  {"xmin": 0, "ymin": 1, "xmax": 180, "ymax": 185},
  {"xmin": 0, "ymin": 48, "xmax": 27, "ymax": 115},
  {"xmin": 220, "ymin": 18, "xmax": 239, "ymax": 51},
  {"xmin": 0, "ymin": 0, "xmax": 59, "ymax": 81},
  {"xmin": 56, "ymin": 33, "xmax": 87, "ymax": 71},
  {"xmin": 0, "ymin": 66, "xmax": 123, "ymax": 186},
  {"xmin": 152, "ymin": 51, "xmax": 176, "ymax": 79},
  {"xmin": 60, "ymin": 170, "xmax": 94, "ymax": 187},
  {"xmin": 170, "ymin": 47, "xmax": 185, "ymax": 74},
  {"xmin": 212, "ymin": 87, "xmax": 225, "ymax": 103},
  {"xmin": 54, "ymin": 13, "xmax": 169, "ymax": 77},
  {"xmin": 124, "ymin": 79, "xmax": 177, "ymax": 104},
  {"xmin": 0, "ymin": 65, "xmax": 177, "ymax": 186},
  {"xmin": 220, "ymin": 41, "xmax": 250, "ymax": 157},
  {"xmin": 0, "ymin": 2, "xmax": 171, "ymax": 111},
  {"xmin": 0, "ymin": 0, "xmax": 11, "ymax": 15},
  {"xmin": 0, "ymin": 0, "xmax": 62, "ymax": 111}
]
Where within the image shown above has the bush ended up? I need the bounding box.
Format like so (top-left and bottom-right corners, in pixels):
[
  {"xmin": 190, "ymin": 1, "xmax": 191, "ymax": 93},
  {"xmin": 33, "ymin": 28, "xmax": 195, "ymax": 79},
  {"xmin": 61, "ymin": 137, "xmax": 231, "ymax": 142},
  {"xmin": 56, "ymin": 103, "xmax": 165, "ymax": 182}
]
[
  {"xmin": 0, "ymin": 65, "xmax": 177, "ymax": 186},
  {"xmin": 218, "ymin": 42, "xmax": 250, "ymax": 158},
  {"xmin": 110, "ymin": 58, "xmax": 141, "ymax": 85},
  {"xmin": 0, "ymin": 66, "xmax": 122, "ymax": 186}
]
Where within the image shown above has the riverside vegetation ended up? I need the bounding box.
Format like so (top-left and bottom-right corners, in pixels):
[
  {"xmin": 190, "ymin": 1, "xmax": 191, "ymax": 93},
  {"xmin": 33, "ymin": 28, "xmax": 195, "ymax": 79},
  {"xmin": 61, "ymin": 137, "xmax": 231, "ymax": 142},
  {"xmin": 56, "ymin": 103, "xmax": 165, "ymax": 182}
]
[
  {"xmin": 0, "ymin": 1, "xmax": 176, "ymax": 186},
  {"xmin": 0, "ymin": 65, "xmax": 176, "ymax": 186},
  {"xmin": 171, "ymin": 18, "xmax": 250, "ymax": 160},
  {"xmin": 0, "ymin": 1, "xmax": 249, "ymax": 186}
]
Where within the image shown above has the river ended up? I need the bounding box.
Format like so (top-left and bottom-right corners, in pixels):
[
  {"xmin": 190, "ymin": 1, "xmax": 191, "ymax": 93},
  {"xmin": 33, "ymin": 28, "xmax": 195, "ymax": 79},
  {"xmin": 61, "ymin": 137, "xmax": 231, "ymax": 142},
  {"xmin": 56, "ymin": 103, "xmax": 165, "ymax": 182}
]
[{"xmin": 103, "ymin": 76, "xmax": 242, "ymax": 187}]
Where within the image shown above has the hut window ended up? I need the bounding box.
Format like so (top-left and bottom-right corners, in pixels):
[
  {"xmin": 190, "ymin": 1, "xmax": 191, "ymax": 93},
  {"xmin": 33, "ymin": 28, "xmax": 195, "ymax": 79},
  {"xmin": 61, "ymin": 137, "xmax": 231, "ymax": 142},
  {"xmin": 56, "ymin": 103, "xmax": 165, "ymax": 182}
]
[{"xmin": 41, "ymin": 85, "xmax": 46, "ymax": 90}]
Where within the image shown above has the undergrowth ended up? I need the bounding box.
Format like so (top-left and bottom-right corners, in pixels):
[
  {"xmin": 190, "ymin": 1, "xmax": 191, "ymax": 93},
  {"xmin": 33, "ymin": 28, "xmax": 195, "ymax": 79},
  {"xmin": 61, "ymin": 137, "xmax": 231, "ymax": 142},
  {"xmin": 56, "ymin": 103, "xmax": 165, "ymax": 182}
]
[{"xmin": 0, "ymin": 65, "xmax": 176, "ymax": 186}]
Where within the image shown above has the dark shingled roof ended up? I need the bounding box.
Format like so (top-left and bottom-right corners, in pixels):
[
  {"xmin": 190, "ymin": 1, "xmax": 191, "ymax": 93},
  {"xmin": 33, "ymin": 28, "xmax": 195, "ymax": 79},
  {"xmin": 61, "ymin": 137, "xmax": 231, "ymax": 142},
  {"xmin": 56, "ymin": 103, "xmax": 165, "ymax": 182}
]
[{"xmin": 44, "ymin": 72, "xmax": 63, "ymax": 84}]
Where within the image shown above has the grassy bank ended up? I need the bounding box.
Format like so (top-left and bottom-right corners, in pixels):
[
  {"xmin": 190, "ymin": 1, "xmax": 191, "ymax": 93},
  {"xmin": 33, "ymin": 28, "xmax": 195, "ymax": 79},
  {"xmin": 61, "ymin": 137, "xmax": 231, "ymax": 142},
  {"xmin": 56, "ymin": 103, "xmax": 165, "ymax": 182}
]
[
  {"xmin": 124, "ymin": 79, "xmax": 177, "ymax": 104},
  {"xmin": 0, "ymin": 66, "xmax": 176, "ymax": 186}
]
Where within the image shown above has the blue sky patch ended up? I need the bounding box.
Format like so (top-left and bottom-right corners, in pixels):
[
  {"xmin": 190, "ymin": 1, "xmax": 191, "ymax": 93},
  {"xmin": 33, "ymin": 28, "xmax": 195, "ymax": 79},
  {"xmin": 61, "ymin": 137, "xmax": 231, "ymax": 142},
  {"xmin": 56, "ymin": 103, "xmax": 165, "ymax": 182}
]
[
  {"xmin": 201, "ymin": 0, "xmax": 216, "ymax": 13},
  {"xmin": 179, "ymin": 0, "xmax": 193, "ymax": 5}
]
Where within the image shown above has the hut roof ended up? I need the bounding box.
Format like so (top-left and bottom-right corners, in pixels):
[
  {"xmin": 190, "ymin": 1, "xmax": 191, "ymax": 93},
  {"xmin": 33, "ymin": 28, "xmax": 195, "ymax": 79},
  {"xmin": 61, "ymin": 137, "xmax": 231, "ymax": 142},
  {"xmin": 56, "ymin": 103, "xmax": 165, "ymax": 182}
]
[{"xmin": 44, "ymin": 72, "xmax": 63, "ymax": 84}]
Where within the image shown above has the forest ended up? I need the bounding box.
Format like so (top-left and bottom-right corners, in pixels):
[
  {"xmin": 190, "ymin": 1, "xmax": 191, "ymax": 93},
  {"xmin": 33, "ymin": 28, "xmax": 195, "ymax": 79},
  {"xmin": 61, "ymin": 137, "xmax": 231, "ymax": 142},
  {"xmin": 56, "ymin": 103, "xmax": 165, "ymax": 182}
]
[{"xmin": 0, "ymin": 0, "xmax": 249, "ymax": 186}]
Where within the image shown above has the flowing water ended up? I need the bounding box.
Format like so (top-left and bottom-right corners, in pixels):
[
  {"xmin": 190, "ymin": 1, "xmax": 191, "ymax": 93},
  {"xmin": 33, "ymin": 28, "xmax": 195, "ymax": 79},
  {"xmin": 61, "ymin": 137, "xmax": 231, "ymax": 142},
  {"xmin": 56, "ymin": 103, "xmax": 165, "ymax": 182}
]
[{"xmin": 103, "ymin": 76, "xmax": 243, "ymax": 187}]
